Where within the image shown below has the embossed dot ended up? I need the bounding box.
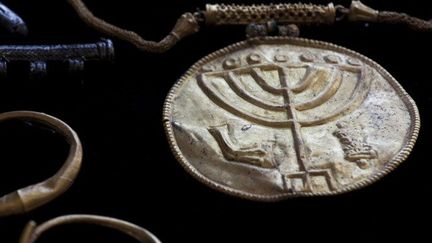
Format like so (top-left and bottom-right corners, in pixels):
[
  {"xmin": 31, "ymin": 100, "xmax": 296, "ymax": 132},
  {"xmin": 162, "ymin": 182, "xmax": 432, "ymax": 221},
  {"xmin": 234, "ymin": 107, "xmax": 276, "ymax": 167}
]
[
  {"xmin": 223, "ymin": 58, "xmax": 240, "ymax": 69},
  {"xmin": 347, "ymin": 58, "xmax": 361, "ymax": 66},
  {"xmin": 274, "ymin": 54, "xmax": 288, "ymax": 62},
  {"xmin": 324, "ymin": 55, "xmax": 341, "ymax": 64},
  {"xmin": 247, "ymin": 53, "xmax": 262, "ymax": 64},
  {"xmin": 300, "ymin": 53, "xmax": 315, "ymax": 62}
]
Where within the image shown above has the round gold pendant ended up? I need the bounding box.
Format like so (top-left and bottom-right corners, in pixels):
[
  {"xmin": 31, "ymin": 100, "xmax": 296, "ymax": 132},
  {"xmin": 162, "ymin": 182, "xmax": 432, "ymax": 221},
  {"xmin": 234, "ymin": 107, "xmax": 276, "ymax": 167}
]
[{"xmin": 163, "ymin": 37, "xmax": 419, "ymax": 201}]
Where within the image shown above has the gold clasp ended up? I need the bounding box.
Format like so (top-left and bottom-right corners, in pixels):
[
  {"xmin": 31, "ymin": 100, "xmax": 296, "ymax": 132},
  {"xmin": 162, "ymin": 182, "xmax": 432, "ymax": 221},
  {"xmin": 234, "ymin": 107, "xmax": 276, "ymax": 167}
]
[{"xmin": 347, "ymin": 1, "xmax": 379, "ymax": 22}]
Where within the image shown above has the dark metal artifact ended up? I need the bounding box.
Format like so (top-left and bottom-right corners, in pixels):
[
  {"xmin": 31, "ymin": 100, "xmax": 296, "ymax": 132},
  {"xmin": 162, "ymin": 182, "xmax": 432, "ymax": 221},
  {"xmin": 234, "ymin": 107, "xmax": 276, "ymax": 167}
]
[
  {"xmin": 0, "ymin": 39, "xmax": 114, "ymax": 79},
  {"xmin": 0, "ymin": 1, "xmax": 27, "ymax": 36},
  {"xmin": 0, "ymin": 111, "xmax": 82, "ymax": 217},
  {"xmin": 19, "ymin": 214, "xmax": 161, "ymax": 243},
  {"xmin": 69, "ymin": 1, "xmax": 423, "ymax": 200}
]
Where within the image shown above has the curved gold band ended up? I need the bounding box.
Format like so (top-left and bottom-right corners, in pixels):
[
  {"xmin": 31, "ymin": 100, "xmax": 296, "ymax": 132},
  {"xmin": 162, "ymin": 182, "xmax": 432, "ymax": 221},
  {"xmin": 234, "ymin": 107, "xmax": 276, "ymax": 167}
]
[
  {"xmin": 19, "ymin": 214, "xmax": 161, "ymax": 243},
  {"xmin": 0, "ymin": 111, "xmax": 82, "ymax": 217}
]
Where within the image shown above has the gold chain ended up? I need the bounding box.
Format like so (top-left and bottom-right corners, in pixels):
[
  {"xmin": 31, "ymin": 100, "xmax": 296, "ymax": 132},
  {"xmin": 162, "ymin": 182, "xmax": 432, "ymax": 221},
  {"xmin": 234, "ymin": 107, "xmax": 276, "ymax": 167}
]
[{"xmin": 67, "ymin": 0, "xmax": 432, "ymax": 53}]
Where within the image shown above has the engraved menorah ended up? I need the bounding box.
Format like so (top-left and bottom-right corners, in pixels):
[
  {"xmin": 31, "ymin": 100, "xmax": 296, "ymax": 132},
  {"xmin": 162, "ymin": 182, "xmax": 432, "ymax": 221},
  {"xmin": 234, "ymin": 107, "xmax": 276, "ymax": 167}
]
[{"xmin": 198, "ymin": 53, "xmax": 370, "ymax": 192}]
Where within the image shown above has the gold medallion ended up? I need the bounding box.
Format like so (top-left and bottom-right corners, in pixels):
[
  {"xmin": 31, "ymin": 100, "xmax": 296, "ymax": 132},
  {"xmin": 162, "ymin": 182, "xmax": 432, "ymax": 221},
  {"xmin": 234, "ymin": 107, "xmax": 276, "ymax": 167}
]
[
  {"xmin": 163, "ymin": 37, "xmax": 419, "ymax": 200},
  {"xmin": 67, "ymin": 0, "xmax": 427, "ymax": 199}
]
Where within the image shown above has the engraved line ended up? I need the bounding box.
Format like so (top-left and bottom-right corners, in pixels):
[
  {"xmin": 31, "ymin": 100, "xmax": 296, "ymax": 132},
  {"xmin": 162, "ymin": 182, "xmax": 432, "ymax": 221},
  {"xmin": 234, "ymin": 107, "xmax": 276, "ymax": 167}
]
[
  {"xmin": 279, "ymin": 67, "xmax": 313, "ymax": 191},
  {"xmin": 225, "ymin": 71, "xmax": 286, "ymax": 111},
  {"xmin": 290, "ymin": 66, "xmax": 319, "ymax": 93},
  {"xmin": 197, "ymin": 73, "xmax": 294, "ymax": 127},
  {"xmin": 295, "ymin": 67, "xmax": 343, "ymax": 111},
  {"xmin": 250, "ymin": 67, "xmax": 285, "ymax": 94},
  {"xmin": 308, "ymin": 169, "xmax": 337, "ymax": 191},
  {"xmin": 299, "ymin": 66, "xmax": 370, "ymax": 126}
]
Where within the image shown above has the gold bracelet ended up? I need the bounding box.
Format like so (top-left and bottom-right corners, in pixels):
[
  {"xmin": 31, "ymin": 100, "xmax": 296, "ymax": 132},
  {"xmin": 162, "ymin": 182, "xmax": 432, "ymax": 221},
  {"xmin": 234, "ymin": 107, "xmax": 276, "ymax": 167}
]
[
  {"xmin": 19, "ymin": 214, "xmax": 161, "ymax": 243},
  {"xmin": 0, "ymin": 111, "xmax": 82, "ymax": 217}
]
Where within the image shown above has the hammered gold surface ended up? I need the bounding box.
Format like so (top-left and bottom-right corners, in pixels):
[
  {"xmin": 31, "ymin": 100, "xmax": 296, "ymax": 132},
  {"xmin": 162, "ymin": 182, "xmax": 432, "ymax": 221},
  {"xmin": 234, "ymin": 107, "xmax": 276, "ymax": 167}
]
[{"xmin": 164, "ymin": 37, "xmax": 419, "ymax": 200}]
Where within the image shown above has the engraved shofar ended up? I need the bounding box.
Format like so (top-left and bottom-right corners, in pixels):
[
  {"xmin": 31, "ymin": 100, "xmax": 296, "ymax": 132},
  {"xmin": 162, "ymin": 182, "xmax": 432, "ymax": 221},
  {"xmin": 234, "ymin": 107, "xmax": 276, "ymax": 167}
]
[{"xmin": 208, "ymin": 124, "xmax": 276, "ymax": 169}]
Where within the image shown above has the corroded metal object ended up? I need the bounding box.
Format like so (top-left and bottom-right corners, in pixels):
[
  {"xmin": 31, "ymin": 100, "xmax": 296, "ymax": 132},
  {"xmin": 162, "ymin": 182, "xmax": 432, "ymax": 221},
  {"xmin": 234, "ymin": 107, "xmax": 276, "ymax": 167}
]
[
  {"xmin": 19, "ymin": 215, "xmax": 161, "ymax": 243},
  {"xmin": 0, "ymin": 111, "xmax": 82, "ymax": 217},
  {"xmin": 0, "ymin": 1, "xmax": 28, "ymax": 36},
  {"xmin": 163, "ymin": 37, "xmax": 419, "ymax": 200},
  {"xmin": 0, "ymin": 39, "xmax": 114, "ymax": 79}
]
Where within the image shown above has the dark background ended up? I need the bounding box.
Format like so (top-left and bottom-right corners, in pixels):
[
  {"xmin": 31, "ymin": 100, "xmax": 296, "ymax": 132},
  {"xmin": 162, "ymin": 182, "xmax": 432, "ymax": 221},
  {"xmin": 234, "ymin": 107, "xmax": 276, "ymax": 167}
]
[{"xmin": 0, "ymin": 0, "xmax": 431, "ymax": 242}]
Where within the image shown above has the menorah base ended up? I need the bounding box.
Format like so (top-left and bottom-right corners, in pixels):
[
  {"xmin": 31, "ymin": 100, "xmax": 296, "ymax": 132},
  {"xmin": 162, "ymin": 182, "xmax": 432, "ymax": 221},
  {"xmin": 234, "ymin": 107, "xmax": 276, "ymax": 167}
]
[{"xmin": 285, "ymin": 169, "xmax": 337, "ymax": 193}]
